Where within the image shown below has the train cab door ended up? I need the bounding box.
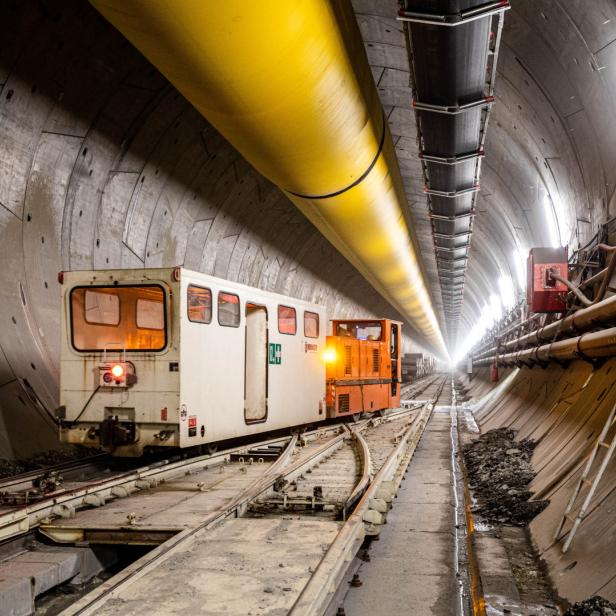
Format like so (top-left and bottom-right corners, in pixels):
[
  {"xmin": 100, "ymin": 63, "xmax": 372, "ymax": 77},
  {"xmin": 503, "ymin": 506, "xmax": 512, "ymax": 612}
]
[
  {"xmin": 390, "ymin": 323, "xmax": 399, "ymax": 397},
  {"xmin": 245, "ymin": 303, "xmax": 268, "ymax": 423}
]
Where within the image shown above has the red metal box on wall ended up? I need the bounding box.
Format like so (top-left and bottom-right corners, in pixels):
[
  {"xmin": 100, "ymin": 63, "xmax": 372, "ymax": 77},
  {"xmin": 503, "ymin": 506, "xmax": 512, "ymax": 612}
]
[{"xmin": 526, "ymin": 247, "xmax": 568, "ymax": 313}]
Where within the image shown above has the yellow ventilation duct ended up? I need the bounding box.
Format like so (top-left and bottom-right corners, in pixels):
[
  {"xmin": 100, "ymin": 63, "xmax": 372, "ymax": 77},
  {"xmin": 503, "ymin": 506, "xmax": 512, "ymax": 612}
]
[{"xmin": 91, "ymin": 0, "xmax": 447, "ymax": 355}]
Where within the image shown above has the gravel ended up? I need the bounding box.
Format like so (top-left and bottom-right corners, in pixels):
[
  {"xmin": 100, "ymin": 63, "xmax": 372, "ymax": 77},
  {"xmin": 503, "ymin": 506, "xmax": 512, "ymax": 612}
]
[
  {"xmin": 0, "ymin": 446, "xmax": 100, "ymax": 479},
  {"xmin": 563, "ymin": 596, "xmax": 616, "ymax": 616},
  {"xmin": 462, "ymin": 427, "xmax": 549, "ymax": 526}
]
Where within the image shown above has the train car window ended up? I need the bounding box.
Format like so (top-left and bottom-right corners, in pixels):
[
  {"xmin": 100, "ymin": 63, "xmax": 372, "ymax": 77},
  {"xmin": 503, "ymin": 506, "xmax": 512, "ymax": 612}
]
[
  {"xmin": 304, "ymin": 311, "xmax": 319, "ymax": 338},
  {"xmin": 278, "ymin": 305, "xmax": 296, "ymax": 335},
  {"xmin": 70, "ymin": 285, "xmax": 167, "ymax": 352},
  {"xmin": 136, "ymin": 299, "xmax": 164, "ymax": 330},
  {"xmin": 84, "ymin": 290, "xmax": 120, "ymax": 326},
  {"xmin": 218, "ymin": 291, "xmax": 240, "ymax": 327},
  {"xmin": 336, "ymin": 321, "xmax": 382, "ymax": 341},
  {"xmin": 187, "ymin": 285, "xmax": 212, "ymax": 324},
  {"xmin": 355, "ymin": 322, "xmax": 382, "ymax": 341}
]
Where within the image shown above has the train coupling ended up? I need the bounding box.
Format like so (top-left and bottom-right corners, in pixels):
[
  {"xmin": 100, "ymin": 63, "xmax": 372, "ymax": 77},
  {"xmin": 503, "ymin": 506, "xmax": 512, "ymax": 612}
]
[{"xmin": 100, "ymin": 417, "xmax": 137, "ymax": 447}]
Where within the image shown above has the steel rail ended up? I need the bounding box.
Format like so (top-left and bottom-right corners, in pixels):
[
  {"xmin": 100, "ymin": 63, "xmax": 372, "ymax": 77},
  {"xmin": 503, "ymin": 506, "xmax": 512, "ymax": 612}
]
[
  {"xmin": 342, "ymin": 428, "xmax": 372, "ymax": 520},
  {"xmin": 59, "ymin": 432, "xmax": 303, "ymax": 616},
  {"xmin": 64, "ymin": 412, "xmax": 404, "ymax": 615},
  {"xmin": 0, "ymin": 453, "xmax": 110, "ymax": 495},
  {"xmin": 59, "ymin": 394, "xmax": 441, "ymax": 615},
  {"xmin": 288, "ymin": 399, "xmax": 436, "ymax": 615},
  {"xmin": 0, "ymin": 427, "xmax": 342, "ymax": 543}
]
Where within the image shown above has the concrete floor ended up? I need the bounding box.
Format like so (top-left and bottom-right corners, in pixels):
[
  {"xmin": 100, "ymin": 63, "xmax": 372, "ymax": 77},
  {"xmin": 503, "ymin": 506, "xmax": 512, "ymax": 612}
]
[{"xmin": 343, "ymin": 407, "xmax": 458, "ymax": 615}]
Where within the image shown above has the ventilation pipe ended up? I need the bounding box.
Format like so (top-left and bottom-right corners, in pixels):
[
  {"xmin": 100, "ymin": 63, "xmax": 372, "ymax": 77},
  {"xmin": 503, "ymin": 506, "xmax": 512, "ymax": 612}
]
[{"xmin": 90, "ymin": 0, "xmax": 447, "ymax": 356}]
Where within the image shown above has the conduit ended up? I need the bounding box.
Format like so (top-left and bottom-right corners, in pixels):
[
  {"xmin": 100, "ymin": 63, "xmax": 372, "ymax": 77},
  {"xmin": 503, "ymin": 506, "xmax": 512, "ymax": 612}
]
[
  {"xmin": 90, "ymin": 0, "xmax": 447, "ymax": 355},
  {"xmin": 474, "ymin": 326, "xmax": 616, "ymax": 366},
  {"xmin": 474, "ymin": 294, "xmax": 616, "ymax": 361}
]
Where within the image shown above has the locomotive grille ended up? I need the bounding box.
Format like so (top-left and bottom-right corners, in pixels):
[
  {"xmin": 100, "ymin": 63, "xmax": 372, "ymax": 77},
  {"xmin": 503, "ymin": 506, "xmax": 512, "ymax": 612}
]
[
  {"xmin": 338, "ymin": 394, "xmax": 350, "ymax": 414},
  {"xmin": 372, "ymin": 348, "xmax": 380, "ymax": 372},
  {"xmin": 344, "ymin": 346, "xmax": 352, "ymax": 375}
]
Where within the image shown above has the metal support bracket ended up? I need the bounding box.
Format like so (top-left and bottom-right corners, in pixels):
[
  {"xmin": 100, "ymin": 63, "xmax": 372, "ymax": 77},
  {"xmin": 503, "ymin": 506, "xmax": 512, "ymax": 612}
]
[
  {"xmin": 398, "ymin": 1, "xmax": 510, "ymax": 27},
  {"xmin": 413, "ymin": 97, "xmax": 494, "ymax": 115},
  {"xmin": 420, "ymin": 151, "xmax": 484, "ymax": 165},
  {"xmin": 425, "ymin": 185, "xmax": 480, "ymax": 198},
  {"xmin": 429, "ymin": 211, "xmax": 476, "ymax": 221}
]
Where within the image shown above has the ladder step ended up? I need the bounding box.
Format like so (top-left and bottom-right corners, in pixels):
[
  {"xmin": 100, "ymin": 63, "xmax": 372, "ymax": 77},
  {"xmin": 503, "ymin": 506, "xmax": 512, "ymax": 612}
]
[
  {"xmin": 598, "ymin": 441, "xmax": 611, "ymax": 448},
  {"xmin": 583, "ymin": 478, "xmax": 593, "ymax": 487},
  {"xmin": 564, "ymin": 513, "xmax": 576, "ymax": 522}
]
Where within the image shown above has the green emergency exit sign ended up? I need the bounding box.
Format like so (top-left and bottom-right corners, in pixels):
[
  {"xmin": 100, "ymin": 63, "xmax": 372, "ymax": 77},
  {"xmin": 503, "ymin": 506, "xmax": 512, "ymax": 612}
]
[{"xmin": 268, "ymin": 343, "xmax": 281, "ymax": 365}]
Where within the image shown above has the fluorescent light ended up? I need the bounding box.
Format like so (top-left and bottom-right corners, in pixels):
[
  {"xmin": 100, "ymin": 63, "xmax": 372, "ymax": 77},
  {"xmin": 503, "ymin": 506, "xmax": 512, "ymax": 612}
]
[
  {"xmin": 542, "ymin": 193, "xmax": 561, "ymax": 248},
  {"xmin": 498, "ymin": 274, "xmax": 515, "ymax": 309},
  {"xmin": 512, "ymin": 247, "xmax": 526, "ymax": 290}
]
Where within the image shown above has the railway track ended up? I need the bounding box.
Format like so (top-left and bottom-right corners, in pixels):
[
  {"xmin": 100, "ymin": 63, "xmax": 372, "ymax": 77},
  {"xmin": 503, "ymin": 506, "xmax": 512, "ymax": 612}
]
[
  {"xmin": 53, "ymin": 376, "xmax": 448, "ymax": 616},
  {"xmin": 0, "ymin": 376, "xmax": 443, "ymax": 544},
  {"xmin": 0, "ymin": 454, "xmax": 113, "ymax": 508},
  {"xmin": 0, "ymin": 373, "xmax": 447, "ymax": 615}
]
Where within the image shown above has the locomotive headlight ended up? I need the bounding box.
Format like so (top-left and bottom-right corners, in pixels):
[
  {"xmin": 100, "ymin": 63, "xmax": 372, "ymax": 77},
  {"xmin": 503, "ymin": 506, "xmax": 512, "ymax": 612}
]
[
  {"xmin": 323, "ymin": 348, "xmax": 336, "ymax": 363},
  {"xmin": 111, "ymin": 364, "xmax": 125, "ymax": 379}
]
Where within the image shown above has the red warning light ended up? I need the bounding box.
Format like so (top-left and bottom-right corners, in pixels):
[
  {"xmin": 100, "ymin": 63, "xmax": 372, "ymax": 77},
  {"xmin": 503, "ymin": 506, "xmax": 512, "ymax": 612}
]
[{"xmin": 111, "ymin": 364, "xmax": 124, "ymax": 379}]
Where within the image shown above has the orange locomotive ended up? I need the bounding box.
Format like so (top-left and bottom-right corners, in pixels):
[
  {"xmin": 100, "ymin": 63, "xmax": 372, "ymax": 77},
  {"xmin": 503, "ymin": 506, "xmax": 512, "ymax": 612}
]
[{"xmin": 325, "ymin": 319, "xmax": 402, "ymax": 418}]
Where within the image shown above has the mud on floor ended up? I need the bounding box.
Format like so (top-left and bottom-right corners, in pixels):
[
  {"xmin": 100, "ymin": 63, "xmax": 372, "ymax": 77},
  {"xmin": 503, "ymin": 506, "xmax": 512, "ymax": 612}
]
[
  {"xmin": 0, "ymin": 445, "xmax": 101, "ymax": 479},
  {"xmin": 563, "ymin": 596, "xmax": 616, "ymax": 616},
  {"xmin": 463, "ymin": 427, "xmax": 549, "ymax": 526}
]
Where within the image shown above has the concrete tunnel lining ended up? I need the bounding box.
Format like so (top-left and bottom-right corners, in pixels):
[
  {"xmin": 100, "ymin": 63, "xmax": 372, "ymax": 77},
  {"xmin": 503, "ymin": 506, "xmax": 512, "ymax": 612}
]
[{"xmin": 1, "ymin": 0, "xmax": 616, "ymax": 609}]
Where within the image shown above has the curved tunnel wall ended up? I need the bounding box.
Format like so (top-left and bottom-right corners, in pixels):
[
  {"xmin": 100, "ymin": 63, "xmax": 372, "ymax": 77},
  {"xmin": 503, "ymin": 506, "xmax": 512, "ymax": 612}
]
[
  {"xmin": 0, "ymin": 1, "xmax": 412, "ymax": 458},
  {"xmin": 468, "ymin": 362, "xmax": 616, "ymax": 603}
]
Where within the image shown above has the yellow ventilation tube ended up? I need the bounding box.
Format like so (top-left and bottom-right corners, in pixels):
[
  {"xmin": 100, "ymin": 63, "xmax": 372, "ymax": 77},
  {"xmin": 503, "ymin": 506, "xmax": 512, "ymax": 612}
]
[{"xmin": 90, "ymin": 0, "xmax": 446, "ymax": 355}]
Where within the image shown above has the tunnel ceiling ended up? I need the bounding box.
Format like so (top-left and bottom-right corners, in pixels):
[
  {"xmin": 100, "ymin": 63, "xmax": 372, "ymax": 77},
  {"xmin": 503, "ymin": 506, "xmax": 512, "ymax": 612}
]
[
  {"xmin": 0, "ymin": 0, "xmax": 615, "ymax": 440},
  {"xmin": 354, "ymin": 0, "xmax": 616, "ymax": 352}
]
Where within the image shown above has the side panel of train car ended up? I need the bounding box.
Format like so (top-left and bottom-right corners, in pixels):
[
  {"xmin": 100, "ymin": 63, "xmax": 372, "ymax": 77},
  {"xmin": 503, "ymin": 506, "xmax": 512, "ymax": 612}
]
[
  {"xmin": 59, "ymin": 268, "xmax": 326, "ymax": 455},
  {"xmin": 325, "ymin": 319, "xmax": 402, "ymax": 418}
]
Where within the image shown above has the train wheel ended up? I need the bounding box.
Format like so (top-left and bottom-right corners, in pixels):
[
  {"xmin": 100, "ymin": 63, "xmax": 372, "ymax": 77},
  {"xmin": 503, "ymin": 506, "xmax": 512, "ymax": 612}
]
[
  {"xmin": 205, "ymin": 443, "xmax": 218, "ymax": 455},
  {"xmin": 350, "ymin": 413, "xmax": 361, "ymax": 423}
]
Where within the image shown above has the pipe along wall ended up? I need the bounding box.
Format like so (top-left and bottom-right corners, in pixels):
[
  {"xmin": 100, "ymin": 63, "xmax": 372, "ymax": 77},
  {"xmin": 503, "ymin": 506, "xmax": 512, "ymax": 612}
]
[
  {"xmin": 467, "ymin": 363, "xmax": 616, "ymax": 604},
  {"xmin": 90, "ymin": 0, "xmax": 447, "ymax": 356}
]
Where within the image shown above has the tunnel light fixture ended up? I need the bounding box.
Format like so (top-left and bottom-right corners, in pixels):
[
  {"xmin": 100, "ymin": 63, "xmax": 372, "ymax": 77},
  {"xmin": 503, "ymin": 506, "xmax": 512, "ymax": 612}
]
[{"xmin": 512, "ymin": 247, "xmax": 527, "ymax": 290}]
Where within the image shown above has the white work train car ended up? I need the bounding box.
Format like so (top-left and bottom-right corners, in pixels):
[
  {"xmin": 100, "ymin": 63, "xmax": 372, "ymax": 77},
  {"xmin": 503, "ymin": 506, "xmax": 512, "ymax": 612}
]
[{"xmin": 59, "ymin": 267, "xmax": 326, "ymax": 456}]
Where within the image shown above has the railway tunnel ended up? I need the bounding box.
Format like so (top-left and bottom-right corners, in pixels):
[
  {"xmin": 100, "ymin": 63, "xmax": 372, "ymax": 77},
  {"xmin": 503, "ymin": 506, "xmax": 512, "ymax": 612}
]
[{"xmin": 1, "ymin": 0, "xmax": 616, "ymax": 614}]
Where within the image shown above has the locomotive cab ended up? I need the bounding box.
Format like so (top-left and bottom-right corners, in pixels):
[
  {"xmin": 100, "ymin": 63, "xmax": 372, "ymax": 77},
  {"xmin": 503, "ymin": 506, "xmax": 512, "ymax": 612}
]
[{"xmin": 324, "ymin": 319, "xmax": 402, "ymax": 418}]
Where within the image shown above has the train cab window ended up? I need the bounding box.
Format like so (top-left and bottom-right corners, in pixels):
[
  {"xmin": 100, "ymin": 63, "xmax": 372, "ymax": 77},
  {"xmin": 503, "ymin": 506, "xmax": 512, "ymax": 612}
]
[
  {"xmin": 336, "ymin": 321, "xmax": 382, "ymax": 341},
  {"xmin": 84, "ymin": 290, "xmax": 120, "ymax": 325},
  {"xmin": 218, "ymin": 292, "xmax": 240, "ymax": 327},
  {"xmin": 356, "ymin": 322, "xmax": 382, "ymax": 341},
  {"xmin": 278, "ymin": 305, "xmax": 296, "ymax": 335},
  {"xmin": 304, "ymin": 311, "xmax": 319, "ymax": 338},
  {"xmin": 187, "ymin": 285, "xmax": 212, "ymax": 324},
  {"xmin": 70, "ymin": 285, "xmax": 167, "ymax": 352},
  {"xmin": 136, "ymin": 299, "xmax": 164, "ymax": 330}
]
